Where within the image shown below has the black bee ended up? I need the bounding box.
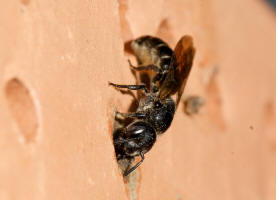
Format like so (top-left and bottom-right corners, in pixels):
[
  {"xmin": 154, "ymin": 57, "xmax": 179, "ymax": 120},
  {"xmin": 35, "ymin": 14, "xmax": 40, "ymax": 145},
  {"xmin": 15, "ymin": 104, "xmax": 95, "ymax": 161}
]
[{"xmin": 109, "ymin": 35, "xmax": 195, "ymax": 176}]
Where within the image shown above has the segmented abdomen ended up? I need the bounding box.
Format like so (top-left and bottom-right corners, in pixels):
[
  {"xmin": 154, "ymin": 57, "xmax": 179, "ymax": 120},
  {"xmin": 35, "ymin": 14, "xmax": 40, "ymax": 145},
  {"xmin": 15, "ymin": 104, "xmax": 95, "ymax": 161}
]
[{"xmin": 131, "ymin": 36, "xmax": 173, "ymax": 70}]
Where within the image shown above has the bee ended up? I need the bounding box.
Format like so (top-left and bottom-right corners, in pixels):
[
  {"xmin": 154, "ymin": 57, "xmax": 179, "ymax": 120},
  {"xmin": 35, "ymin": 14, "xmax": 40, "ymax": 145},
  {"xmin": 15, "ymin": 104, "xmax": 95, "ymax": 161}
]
[{"xmin": 109, "ymin": 35, "xmax": 195, "ymax": 176}]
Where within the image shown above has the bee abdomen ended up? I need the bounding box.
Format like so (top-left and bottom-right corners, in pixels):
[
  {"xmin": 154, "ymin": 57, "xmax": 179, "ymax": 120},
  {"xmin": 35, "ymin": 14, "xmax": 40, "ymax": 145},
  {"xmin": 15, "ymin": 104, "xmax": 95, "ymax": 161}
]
[{"xmin": 131, "ymin": 36, "xmax": 173, "ymax": 69}]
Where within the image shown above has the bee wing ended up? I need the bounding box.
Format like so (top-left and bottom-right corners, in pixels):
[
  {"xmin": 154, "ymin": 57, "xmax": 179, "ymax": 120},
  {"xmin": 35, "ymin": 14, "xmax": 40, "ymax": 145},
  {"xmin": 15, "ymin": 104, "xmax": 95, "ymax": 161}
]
[
  {"xmin": 174, "ymin": 35, "xmax": 196, "ymax": 107},
  {"xmin": 158, "ymin": 35, "xmax": 195, "ymax": 107}
]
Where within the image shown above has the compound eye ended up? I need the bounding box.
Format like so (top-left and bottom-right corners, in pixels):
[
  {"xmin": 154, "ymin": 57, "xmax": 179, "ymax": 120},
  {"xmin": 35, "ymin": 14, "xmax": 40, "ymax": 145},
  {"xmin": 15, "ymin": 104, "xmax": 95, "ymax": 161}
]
[
  {"xmin": 126, "ymin": 121, "xmax": 156, "ymax": 138},
  {"xmin": 154, "ymin": 101, "xmax": 162, "ymax": 108}
]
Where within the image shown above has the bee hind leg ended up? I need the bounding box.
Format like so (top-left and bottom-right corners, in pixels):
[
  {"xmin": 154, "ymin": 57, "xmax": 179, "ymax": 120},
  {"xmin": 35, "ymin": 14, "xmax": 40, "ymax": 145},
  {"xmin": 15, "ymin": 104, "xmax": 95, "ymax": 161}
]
[{"xmin": 128, "ymin": 59, "xmax": 161, "ymax": 73}]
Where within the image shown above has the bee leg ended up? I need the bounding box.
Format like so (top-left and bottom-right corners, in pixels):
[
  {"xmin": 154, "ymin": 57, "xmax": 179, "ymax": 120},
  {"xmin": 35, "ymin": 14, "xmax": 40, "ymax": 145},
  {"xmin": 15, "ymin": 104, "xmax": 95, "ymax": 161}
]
[
  {"xmin": 124, "ymin": 152, "xmax": 145, "ymax": 176},
  {"xmin": 109, "ymin": 82, "xmax": 148, "ymax": 93},
  {"xmin": 115, "ymin": 111, "xmax": 146, "ymax": 120},
  {"xmin": 151, "ymin": 70, "xmax": 169, "ymax": 93},
  {"xmin": 127, "ymin": 60, "xmax": 166, "ymax": 93},
  {"xmin": 151, "ymin": 72, "xmax": 164, "ymax": 93},
  {"xmin": 128, "ymin": 60, "xmax": 161, "ymax": 73}
]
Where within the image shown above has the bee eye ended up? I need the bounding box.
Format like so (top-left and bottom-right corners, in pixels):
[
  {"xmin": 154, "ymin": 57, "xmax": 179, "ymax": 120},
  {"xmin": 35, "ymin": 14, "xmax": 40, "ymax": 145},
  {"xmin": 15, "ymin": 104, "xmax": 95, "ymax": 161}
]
[{"xmin": 154, "ymin": 101, "xmax": 162, "ymax": 108}]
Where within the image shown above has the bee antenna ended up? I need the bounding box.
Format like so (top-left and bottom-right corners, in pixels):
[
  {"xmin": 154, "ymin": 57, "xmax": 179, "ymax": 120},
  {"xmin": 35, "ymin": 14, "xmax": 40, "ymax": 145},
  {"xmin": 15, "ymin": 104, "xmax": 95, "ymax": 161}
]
[{"xmin": 124, "ymin": 152, "xmax": 145, "ymax": 176}]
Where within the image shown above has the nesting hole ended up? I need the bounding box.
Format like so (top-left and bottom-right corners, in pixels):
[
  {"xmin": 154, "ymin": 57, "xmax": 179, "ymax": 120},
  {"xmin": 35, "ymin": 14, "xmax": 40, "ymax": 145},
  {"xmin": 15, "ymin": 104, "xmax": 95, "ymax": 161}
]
[
  {"xmin": 112, "ymin": 118, "xmax": 140, "ymax": 200},
  {"xmin": 184, "ymin": 95, "xmax": 205, "ymax": 115},
  {"xmin": 264, "ymin": 100, "xmax": 276, "ymax": 151},
  {"xmin": 5, "ymin": 78, "xmax": 39, "ymax": 143},
  {"xmin": 21, "ymin": 0, "xmax": 30, "ymax": 6},
  {"xmin": 118, "ymin": 0, "xmax": 133, "ymax": 42},
  {"xmin": 156, "ymin": 19, "xmax": 174, "ymax": 45},
  {"xmin": 205, "ymin": 68, "xmax": 226, "ymax": 130}
]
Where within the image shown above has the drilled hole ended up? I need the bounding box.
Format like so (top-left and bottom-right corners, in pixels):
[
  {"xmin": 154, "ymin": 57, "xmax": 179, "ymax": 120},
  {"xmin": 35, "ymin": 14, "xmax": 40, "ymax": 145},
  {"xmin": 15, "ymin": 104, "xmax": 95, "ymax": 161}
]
[
  {"xmin": 205, "ymin": 68, "xmax": 226, "ymax": 130},
  {"xmin": 20, "ymin": 0, "xmax": 30, "ymax": 5},
  {"xmin": 156, "ymin": 19, "xmax": 174, "ymax": 45},
  {"xmin": 183, "ymin": 95, "xmax": 205, "ymax": 115},
  {"xmin": 264, "ymin": 100, "xmax": 276, "ymax": 151},
  {"xmin": 5, "ymin": 78, "xmax": 39, "ymax": 143},
  {"xmin": 118, "ymin": 0, "xmax": 133, "ymax": 42}
]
